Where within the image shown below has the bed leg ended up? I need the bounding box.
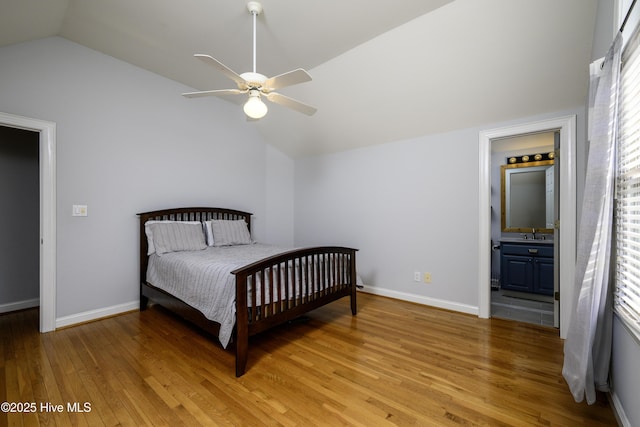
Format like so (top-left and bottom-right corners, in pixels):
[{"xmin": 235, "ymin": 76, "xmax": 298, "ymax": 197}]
[
  {"xmin": 351, "ymin": 289, "xmax": 357, "ymax": 315},
  {"xmin": 235, "ymin": 333, "xmax": 249, "ymax": 377},
  {"xmin": 140, "ymin": 294, "xmax": 149, "ymax": 311},
  {"xmin": 350, "ymin": 253, "xmax": 358, "ymax": 315}
]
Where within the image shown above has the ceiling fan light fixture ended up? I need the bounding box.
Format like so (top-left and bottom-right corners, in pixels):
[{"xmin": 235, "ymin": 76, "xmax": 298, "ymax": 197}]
[
  {"xmin": 183, "ymin": 1, "xmax": 316, "ymax": 117},
  {"xmin": 243, "ymin": 90, "xmax": 268, "ymax": 119}
]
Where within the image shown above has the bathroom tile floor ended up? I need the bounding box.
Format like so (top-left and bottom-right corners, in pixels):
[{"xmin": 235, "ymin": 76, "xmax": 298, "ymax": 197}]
[{"xmin": 491, "ymin": 289, "xmax": 555, "ymax": 327}]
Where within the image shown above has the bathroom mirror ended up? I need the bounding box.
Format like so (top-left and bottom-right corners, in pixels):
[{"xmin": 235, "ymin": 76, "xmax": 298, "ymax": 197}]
[{"xmin": 501, "ymin": 160, "xmax": 554, "ymax": 233}]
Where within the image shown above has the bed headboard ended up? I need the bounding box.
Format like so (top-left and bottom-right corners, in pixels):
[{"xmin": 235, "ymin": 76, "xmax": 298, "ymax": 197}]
[{"xmin": 137, "ymin": 207, "xmax": 252, "ymax": 285}]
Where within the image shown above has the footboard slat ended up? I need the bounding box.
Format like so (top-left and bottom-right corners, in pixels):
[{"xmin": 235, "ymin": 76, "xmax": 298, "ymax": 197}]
[{"xmin": 232, "ymin": 246, "xmax": 358, "ymax": 376}]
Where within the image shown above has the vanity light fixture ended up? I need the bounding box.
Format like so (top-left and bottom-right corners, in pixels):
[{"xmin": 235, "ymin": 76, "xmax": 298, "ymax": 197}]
[{"xmin": 506, "ymin": 152, "xmax": 554, "ymax": 164}]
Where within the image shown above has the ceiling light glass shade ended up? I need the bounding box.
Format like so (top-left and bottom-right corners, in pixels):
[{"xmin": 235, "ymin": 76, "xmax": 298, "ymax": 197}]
[{"xmin": 243, "ymin": 91, "xmax": 268, "ymax": 119}]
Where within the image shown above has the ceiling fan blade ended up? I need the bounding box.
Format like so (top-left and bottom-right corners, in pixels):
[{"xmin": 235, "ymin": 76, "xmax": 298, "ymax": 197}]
[
  {"xmin": 265, "ymin": 92, "xmax": 317, "ymax": 116},
  {"xmin": 182, "ymin": 89, "xmax": 246, "ymax": 98},
  {"xmin": 264, "ymin": 69, "xmax": 312, "ymax": 90},
  {"xmin": 194, "ymin": 54, "xmax": 247, "ymax": 89}
]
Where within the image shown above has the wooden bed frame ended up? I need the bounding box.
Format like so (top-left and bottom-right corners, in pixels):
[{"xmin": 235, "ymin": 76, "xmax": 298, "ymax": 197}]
[{"xmin": 138, "ymin": 207, "xmax": 358, "ymax": 376}]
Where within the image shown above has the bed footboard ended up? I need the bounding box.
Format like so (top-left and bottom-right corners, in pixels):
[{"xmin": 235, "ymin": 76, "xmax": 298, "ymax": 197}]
[{"xmin": 232, "ymin": 246, "xmax": 358, "ymax": 376}]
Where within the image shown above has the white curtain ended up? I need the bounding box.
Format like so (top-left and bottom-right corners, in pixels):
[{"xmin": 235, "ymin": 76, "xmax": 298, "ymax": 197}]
[{"xmin": 562, "ymin": 33, "xmax": 622, "ymax": 405}]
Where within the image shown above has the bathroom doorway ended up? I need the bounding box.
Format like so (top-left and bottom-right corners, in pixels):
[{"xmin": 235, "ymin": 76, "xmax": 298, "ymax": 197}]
[
  {"xmin": 478, "ymin": 115, "xmax": 576, "ymax": 339},
  {"xmin": 490, "ymin": 131, "xmax": 557, "ymax": 327}
]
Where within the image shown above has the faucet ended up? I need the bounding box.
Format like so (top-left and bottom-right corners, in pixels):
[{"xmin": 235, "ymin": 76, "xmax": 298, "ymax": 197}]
[{"xmin": 532, "ymin": 228, "xmax": 536, "ymax": 240}]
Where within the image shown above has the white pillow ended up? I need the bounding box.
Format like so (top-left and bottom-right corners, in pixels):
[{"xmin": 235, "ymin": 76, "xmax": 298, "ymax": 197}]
[
  {"xmin": 203, "ymin": 220, "xmax": 215, "ymax": 246},
  {"xmin": 209, "ymin": 219, "xmax": 252, "ymax": 246},
  {"xmin": 144, "ymin": 220, "xmax": 201, "ymax": 255},
  {"xmin": 148, "ymin": 222, "xmax": 207, "ymax": 255}
]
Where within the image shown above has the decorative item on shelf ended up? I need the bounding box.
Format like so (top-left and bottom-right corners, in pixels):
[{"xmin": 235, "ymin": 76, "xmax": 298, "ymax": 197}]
[
  {"xmin": 505, "ymin": 152, "xmax": 554, "ymax": 164},
  {"xmin": 548, "ymin": 151, "xmax": 555, "ymax": 159}
]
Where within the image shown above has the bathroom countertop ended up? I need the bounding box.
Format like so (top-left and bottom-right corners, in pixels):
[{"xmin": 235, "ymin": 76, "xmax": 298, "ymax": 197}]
[{"xmin": 500, "ymin": 237, "xmax": 553, "ymax": 245}]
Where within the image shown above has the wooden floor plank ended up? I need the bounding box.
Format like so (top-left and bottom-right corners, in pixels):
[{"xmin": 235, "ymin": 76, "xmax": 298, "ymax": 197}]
[{"xmin": 0, "ymin": 293, "xmax": 617, "ymax": 426}]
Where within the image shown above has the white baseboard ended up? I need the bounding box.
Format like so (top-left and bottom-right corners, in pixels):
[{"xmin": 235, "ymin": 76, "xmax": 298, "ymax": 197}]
[
  {"xmin": 359, "ymin": 285, "xmax": 478, "ymax": 315},
  {"xmin": 0, "ymin": 298, "xmax": 39, "ymax": 314},
  {"xmin": 52, "ymin": 287, "xmax": 478, "ymax": 329},
  {"xmin": 609, "ymin": 391, "xmax": 631, "ymax": 427},
  {"xmin": 56, "ymin": 300, "xmax": 139, "ymax": 329}
]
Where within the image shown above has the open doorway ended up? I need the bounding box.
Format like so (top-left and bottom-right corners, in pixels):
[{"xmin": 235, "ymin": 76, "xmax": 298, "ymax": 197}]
[
  {"xmin": 0, "ymin": 126, "xmax": 39, "ymax": 315},
  {"xmin": 478, "ymin": 115, "xmax": 577, "ymax": 339},
  {"xmin": 0, "ymin": 112, "xmax": 56, "ymax": 333},
  {"xmin": 490, "ymin": 131, "xmax": 557, "ymax": 327}
]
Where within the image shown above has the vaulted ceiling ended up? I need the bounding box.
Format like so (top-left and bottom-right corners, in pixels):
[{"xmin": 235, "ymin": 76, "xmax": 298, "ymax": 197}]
[{"xmin": 0, "ymin": 0, "xmax": 598, "ymax": 157}]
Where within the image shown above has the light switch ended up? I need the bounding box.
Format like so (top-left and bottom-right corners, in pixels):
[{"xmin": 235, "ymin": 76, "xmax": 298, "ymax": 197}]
[{"xmin": 72, "ymin": 205, "xmax": 88, "ymax": 217}]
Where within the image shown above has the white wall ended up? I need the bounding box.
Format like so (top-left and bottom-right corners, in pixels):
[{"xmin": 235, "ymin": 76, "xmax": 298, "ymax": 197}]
[
  {"xmin": 293, "ymin": 129, "xmax": 478, "ymax": 313},
  {"xmin": 0, "ymin": 36, "xmax": 294, "ymax": 321},
  {"xmin": 294, "ymin": 108, "xmax": 584, "ymax": 315},
  {"xmin": 612, "ymin": 317, "xmax": 639, "ymax": 425},
  {"xmin": 264, "ymin": 145, "xmax": 295, "ymax": 247}
]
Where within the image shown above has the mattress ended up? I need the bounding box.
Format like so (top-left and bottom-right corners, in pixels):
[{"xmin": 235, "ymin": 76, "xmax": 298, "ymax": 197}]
[{"xmin": 146, "ymin": 243, "xmax": 290, "ymax": 348}]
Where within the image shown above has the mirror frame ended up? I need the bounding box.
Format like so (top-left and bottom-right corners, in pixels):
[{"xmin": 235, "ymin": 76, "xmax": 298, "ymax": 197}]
[{"xmin": 500, "ymin": 159, "xmax": 554, "ymax": 233}]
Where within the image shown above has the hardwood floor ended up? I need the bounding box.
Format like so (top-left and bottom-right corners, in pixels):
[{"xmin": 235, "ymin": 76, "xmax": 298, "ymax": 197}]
[{"xmin": 1, "ymin": 292, "xmax": 617, "ymax": 426}]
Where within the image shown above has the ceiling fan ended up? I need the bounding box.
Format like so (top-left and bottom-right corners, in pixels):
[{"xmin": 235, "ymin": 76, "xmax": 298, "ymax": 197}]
[{"xmin": 182, "ymin": 1, "xmax": 316, "ymax": 119}]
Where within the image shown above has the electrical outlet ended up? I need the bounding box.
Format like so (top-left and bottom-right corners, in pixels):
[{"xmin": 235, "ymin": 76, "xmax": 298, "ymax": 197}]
[
  {"xmin": 414, "ymin": 271, "xmax": 421, "ymax": 282},
  {"xmin": 424, "ymin": 272, "xmax": 432, "ymax": 283},
  {"xmin": 72, "ymin": 205, "xmax": 88, "ymax": 217}
]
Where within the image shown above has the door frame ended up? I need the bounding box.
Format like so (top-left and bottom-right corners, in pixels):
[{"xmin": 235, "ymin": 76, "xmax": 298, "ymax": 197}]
[
  {"xmin": 0, "ymin": 112, "xmax": 56, "ymax": 332},
  {"xmin": 478, "ymin": 115, "xmax": 576, "ymax": 338}
]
